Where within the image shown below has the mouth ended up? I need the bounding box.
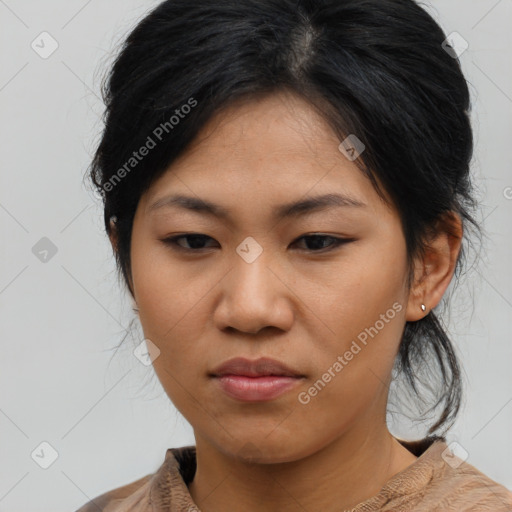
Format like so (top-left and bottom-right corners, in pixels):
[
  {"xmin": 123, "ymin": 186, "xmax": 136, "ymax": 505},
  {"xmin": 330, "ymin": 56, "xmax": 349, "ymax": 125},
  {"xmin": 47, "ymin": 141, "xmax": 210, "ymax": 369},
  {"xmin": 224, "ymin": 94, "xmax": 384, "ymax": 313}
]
[{"xmin": 210, "ymin": 357, "xmax": 305, "ymax": 402}]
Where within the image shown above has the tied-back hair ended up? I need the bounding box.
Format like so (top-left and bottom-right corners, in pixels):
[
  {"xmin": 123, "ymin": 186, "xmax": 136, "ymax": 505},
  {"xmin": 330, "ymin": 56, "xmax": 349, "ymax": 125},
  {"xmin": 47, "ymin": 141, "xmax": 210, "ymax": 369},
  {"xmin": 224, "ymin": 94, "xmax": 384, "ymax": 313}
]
[{"xmin": 86, "ymin": 0, "xmax": 482, "ymax": 437}]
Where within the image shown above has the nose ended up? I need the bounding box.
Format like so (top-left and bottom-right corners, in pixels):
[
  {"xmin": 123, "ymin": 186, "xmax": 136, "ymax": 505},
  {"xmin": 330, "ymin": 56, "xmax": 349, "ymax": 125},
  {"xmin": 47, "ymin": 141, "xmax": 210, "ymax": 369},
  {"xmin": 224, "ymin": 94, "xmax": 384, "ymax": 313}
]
[{"xmin": 213, "ymin": 253, "xmax": 294, "ymax": 335}]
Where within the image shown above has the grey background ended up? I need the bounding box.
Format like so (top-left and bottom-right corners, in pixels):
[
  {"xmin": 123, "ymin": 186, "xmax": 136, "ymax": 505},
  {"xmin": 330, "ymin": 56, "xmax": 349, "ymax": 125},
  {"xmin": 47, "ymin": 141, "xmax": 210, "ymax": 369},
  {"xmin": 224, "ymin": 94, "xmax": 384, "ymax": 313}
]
[{"xmin": 0, "ymin": 1, "xmax": 511, "ymax": 510}]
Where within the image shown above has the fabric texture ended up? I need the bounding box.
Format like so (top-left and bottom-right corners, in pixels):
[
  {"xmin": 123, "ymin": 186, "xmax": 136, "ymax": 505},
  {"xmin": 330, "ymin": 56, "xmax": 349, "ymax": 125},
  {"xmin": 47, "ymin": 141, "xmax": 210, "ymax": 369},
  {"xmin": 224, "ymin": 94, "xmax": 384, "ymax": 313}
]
[{"xmin": 75, "ymin": 436, "xmax": 512, "ymax": 511}]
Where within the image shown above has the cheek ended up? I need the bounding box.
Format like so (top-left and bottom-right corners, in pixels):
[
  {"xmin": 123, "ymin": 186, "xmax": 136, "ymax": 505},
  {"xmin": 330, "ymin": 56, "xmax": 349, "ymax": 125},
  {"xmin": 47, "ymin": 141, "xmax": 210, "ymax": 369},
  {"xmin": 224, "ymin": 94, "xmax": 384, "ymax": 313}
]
[
  {"xmin": 301, "ymin": 246, "xmax": 407, "ymax": 339},
  {"xmin": 130, "ymin": 243, "xmax": 229, "ymax": 375},
  {"xmin": 131, "ymin": 242, "xmax": 206, "ymax": 335},
  {"xmin": 296, "ymin": 243, "xmax": 408, "ymax": 389},
  {"xmin": 130, "ymin": 250, "xmax": 200, "ymax": 389}
]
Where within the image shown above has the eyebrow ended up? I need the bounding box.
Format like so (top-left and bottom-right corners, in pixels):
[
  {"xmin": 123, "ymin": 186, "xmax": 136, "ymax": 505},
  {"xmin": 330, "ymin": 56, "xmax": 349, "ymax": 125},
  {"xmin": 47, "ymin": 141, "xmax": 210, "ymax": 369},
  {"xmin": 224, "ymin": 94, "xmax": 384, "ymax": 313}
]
[{"xmin": 148, "ymin": 192, "xmax": 367, "ymax": 220}]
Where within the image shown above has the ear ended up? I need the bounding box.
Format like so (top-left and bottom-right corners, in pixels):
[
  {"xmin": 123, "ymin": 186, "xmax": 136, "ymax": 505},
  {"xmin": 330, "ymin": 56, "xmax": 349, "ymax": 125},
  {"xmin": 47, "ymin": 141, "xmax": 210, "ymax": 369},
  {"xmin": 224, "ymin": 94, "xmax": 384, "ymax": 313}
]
[
  {"xmin": 109, "ymin": 219, "xmax": 137, "ymax": 299},
  {"xmin": 108, "ymin": 220, "xmax": 118, "ymax": 254},
  {"xmin": 405, "ymin": 211, "xmax": 463, "ymax": 322}
]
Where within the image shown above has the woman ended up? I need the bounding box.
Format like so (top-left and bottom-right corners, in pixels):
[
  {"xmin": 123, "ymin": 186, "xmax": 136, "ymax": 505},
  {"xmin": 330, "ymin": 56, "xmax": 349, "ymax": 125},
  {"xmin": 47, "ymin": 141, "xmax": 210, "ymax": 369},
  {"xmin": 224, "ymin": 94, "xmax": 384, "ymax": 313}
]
[{"xmin": 77, "ymin": 0, "xmax": 512, "ymax": 510}]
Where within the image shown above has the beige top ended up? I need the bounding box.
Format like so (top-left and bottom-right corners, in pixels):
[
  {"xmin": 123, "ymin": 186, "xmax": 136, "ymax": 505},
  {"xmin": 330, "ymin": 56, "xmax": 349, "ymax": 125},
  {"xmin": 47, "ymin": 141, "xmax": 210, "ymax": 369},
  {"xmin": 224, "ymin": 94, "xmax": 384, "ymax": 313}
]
[{"xmin": 75, "ymin": 436, "xmax": 512, "ymax": 511}]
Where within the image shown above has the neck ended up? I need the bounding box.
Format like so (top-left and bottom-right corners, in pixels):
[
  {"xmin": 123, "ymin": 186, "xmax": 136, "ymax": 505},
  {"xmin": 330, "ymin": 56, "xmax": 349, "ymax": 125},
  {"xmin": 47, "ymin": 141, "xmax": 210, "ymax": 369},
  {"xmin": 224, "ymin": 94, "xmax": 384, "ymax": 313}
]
[{"xmin": 188, "ymin": 424, "xmax": 418, "ymax": 512}]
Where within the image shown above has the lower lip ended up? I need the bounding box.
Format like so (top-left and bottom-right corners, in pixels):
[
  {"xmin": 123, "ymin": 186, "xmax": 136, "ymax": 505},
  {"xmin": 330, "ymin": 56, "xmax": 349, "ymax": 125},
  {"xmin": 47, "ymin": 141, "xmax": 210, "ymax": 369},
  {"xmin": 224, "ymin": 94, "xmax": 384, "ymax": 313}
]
[{"xmin": 214, "ymin": 375, "xmax": 303, "ymax": 402}]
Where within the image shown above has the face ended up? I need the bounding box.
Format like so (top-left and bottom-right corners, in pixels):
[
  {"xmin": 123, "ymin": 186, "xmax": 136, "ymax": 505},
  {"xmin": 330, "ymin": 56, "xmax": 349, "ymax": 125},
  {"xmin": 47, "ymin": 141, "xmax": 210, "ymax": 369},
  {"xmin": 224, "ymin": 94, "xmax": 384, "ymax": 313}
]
[{"xmin": 129, "ymin": 91, "xmax": 413, "ymax": 463}]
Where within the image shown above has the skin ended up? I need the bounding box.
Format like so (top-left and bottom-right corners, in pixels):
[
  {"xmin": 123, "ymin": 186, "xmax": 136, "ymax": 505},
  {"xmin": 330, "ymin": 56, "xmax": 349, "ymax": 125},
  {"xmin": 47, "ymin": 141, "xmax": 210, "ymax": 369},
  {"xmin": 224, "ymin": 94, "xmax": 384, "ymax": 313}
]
[{"xmin": 109, "ymin": 90, "xmax": 462, "ymax": 512}]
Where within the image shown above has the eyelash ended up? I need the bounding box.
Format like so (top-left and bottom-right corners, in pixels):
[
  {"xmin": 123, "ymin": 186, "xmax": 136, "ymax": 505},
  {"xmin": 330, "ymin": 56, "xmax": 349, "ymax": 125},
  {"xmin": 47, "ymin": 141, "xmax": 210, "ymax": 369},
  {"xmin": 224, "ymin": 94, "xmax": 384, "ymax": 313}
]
[{"xmin": 161, "ymin": 233, "xmax": 355, "ymax": 253}]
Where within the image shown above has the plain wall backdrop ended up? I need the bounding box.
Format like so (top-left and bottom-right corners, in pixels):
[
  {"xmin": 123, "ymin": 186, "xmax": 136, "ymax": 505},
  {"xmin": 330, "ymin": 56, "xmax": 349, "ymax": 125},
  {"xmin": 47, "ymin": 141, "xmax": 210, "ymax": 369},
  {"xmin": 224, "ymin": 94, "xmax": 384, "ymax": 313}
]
[{"xmin": 0, "ymin": 1, "xmax": 511, "ymax": 510}]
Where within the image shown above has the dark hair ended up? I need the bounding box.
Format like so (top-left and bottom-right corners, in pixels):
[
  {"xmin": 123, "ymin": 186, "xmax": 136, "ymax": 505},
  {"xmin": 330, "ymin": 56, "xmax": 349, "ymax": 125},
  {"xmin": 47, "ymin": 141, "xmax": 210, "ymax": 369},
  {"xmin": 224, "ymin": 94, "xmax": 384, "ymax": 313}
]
[{"xmin": 86, "ymin": 0, "xmax": 482, "ymax": 437}]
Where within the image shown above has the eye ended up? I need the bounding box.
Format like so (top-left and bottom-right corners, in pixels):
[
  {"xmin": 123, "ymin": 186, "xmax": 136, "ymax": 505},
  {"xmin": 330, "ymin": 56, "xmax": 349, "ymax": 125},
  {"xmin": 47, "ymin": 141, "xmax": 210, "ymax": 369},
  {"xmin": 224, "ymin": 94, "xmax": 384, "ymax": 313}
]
[
  {"xmin": 292, "ymin": 234, "xmax": 355, "ymax": 252},
  {"xmin": 161, "ymin": 233, "xmax": 354, "ymax": 253},
  {"xmin": 162, "ymin": 234, "xmax": 218, "ymax": 251}
]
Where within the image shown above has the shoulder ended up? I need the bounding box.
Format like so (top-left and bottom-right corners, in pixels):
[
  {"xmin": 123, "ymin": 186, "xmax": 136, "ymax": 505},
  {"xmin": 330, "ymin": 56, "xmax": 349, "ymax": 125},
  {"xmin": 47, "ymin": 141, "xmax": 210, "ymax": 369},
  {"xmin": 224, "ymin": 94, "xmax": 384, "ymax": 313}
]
[
  {"xmin": 74, "ymin": 473, "xmax": 153, "ymax": 512},
  {"xmin": 430, "ymin": 462, "xmax": 512, "ymax": 511},
  {"xmin": 73, "ymin": 445, "xmax": 196, "ymax": 512},
  {"xmin": 419, "ymin": 442, "xmax": 512, "ymax": 511},
  {"xmin": 379, "ymin": 438, "xmax": 512, "ymax": 512}
]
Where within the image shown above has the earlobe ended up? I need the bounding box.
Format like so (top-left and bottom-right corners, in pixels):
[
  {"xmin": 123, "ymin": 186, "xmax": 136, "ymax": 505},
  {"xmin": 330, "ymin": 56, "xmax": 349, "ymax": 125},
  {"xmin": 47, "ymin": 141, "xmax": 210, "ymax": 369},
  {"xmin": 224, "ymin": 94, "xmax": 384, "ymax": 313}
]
[
  {"xmin": 109, "ymin": 216, "xmax": 118, "ymax": 254},
  {"xmin": 405, "ymin": 212, "xmax": 463, "ymax": 322},
  {"xmin": 109, "ymin": 231, "xmax": 118, "ymax": 254},
  {"xmin": 108, "ymin": 219, "xmax": 137, "ymax": 300},
  {"xmin": 405, "ymin": 259, "xmax": 430, "ymax": 322}
]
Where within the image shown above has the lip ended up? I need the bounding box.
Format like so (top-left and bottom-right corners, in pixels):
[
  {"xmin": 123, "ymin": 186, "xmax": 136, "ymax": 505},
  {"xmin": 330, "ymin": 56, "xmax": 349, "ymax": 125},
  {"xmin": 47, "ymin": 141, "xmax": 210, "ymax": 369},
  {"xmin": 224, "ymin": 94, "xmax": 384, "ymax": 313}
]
[
  {"xmin": 211, "ymin": 357, "xmax": 304, "ymax": 378},
  {"xmin": 210, "ymin": 357, "xmax": 305, "ymax": 402}
]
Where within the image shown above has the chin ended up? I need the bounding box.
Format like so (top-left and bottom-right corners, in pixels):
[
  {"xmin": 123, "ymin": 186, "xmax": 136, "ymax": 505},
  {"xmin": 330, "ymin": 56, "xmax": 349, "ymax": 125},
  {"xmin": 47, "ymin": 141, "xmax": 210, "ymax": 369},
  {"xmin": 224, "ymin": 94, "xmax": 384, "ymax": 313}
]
[{"xmin": 219, "ymin": 436, "xmax": 314, "ymax": 465}]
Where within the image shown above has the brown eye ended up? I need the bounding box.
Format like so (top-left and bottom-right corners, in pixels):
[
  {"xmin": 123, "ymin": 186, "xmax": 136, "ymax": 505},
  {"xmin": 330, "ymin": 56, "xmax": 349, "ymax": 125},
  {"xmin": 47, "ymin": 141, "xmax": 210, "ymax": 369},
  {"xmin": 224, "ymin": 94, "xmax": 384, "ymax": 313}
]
[
  {"xmin": 162, "ymin": 234, "xmax": 218, "ymax": 251},
  {"xmin": 161, "ymin": 233, "xmax": 355, "ymax": 253},
  {"xmin": 293, "ymin": 234, "xmax": 354, "ymax": 252}
]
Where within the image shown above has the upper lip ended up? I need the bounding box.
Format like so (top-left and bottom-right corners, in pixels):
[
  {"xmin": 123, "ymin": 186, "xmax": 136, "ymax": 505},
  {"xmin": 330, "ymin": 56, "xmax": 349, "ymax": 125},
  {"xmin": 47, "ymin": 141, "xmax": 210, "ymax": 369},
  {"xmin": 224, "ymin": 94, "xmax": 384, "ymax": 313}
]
[{"xmin": 210, "ymin": 357, "xmax": 304, "ymax": 378}]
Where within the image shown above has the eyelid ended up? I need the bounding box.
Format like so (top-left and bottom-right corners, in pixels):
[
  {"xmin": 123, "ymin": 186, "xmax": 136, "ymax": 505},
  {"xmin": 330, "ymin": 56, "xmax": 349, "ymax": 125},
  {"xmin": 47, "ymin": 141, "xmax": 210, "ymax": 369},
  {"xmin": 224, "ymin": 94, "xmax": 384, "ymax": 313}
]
[
  {"xmin": 159, "ymin": 233, "xmax": 217, "ymax": 253},
  {"xmin": 160, "ymin": 233, "xmax": 356, "ymax": 253},
  {"xmin": 293, "ymin": 234, "xmax": 356, "ymax": 252}
]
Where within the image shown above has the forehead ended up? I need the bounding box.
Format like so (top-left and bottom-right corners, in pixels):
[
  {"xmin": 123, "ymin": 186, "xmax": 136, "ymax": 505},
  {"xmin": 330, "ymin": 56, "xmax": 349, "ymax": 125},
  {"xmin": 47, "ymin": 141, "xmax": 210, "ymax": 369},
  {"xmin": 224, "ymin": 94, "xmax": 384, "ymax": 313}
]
[
  {"xmin": 141, "ymin": 91, "xmax": 392, "ymax": 219},
  {"xmin": 181, "ymin": 91, "xmax": 341, "ymax": 164}
]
